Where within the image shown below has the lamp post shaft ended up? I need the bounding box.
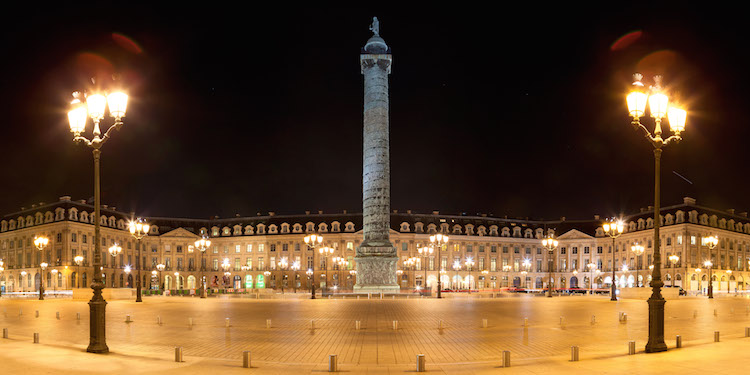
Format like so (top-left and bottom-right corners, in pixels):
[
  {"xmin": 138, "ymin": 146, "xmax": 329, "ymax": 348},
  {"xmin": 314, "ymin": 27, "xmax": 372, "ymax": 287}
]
[
  {"xmin": 646, "ymin": 147, "xmax": 667, "ymax": 353},
  {"xmin": 708, "ymin": 267, "xmax": 713, "ymax": 298},
  {"xmin": 39, "ymin": 264, "xmax": 45, "ymax": 300},
  {"xmin": 437, "ymin": 244, "xmax": 442, "ymax": 298},
  {"xmin": 611, "ymin": 238, "xmax": 617, "ymax": 301},
  {"xmin": 547, "ymin": 254, "xmax": 553, "ymax": 298},
  {"xmin": 136, "ymin": 238, "xmax": 142, "ymax": 302},
  {"xmin": 88, "ymin": 148, "xmax": 108, "ymax": 353}
]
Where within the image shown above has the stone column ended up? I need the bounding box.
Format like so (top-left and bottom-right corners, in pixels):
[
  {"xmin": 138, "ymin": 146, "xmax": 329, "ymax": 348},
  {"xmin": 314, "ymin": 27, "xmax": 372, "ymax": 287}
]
[{"xmin": 354, "ymin": 18, "xmax": 399, "ymax": 293}]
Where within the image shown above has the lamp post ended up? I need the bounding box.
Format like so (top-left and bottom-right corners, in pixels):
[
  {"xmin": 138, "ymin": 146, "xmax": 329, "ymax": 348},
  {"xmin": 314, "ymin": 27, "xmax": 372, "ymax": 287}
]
[
  {"xmin": 290, "ymin": 261, "xmax": 300, "ymax": 293},
  {"xmin": 151, "ymin": 270, "xmax": 157, "ymax": 290},
  {"xmin": 108, "ymin": 244, "xmax": 122, "ymax": 288},
  {"xmin": 429, "ymin": 233, "xmax": 449, "ymax": 298},
  {"xmin": 481, "ymin": 269, "xmax": 489, "ymax": 290},
  {"xmin": 703, "ymin": 236, "xmax": 718, "ymax": 299},
  {"xmin": 278, "ymin": 257, "xmax": 288, "ymax": 294},
  {"xmin": 318, "ymin": 245, "xmax": 334, "ymax": 294},
  {"xmin": 704, "ymin": 260, "xmax": 714, "ymax": 299},
  {"xmin": 0, "ymin": 260, "xmax": 4, "ymax": 297},
  {"xmin": 602, "ymin": 220, "xmax": 624, "ymax": 300},
  {"xmin": 522, "ymin": 259, "xmax": 531, "ymax": 289},
  {"xmin": 626, "ymin": 73, "xmax": 687, "ymax": 353},
  {"xmin": 542, "ymin": 236, "xmax": 559, "ymax": 298},
  {"xmin": 726, "ymin": 269, "xmax": 732, "ymax": 294},
  {"xmin": 40, "ymin": 262, "xmax": 48, "ymax": 299},
  {"xmin": 263, "ymin": 270, "xmax": 270, "ymax": 290},
  {"xmin": 194, "ymin": 235, "xmax": 211, "ymax": 298},
  {"xmin": 404, "ymin": 257, "xmax": 416, "ymax": 290},
  {"xmin": 124, "ymin": 266, "xmax": 131, "ymax": 287},
  {"xmin": 21, "ymin": 271, "xmax": 27, "ymax": 293},
  {"xmin": 668, "ymin": 255, "xmax": 680, "ymax": 287},
  {"xmin": 34, "ymin": 236, "xmax": 49, "ymax": 300},
  {"xmin": 349, "ymin": 269, "xmax": 357, "ymax": 290},
  {"xmin": 306, "ymin": 269, "xmax": 313, "ymax": 293},
  {"xmin": 221, "ymin": 259, "xmax": 231, "ymax": 289},
  {"xmin": 67, "ymin": 87, "xmax": 129, "ymax": 354},
  {"xmin": 128, "ymin": 219, "xmax": 149, "ymax": 303},
  {"xmin": 303, "ymin": 234, "xmax": 323, "ymax": 299},
  {"xmin": 156, "ymin": 263, "xmax": 165, "ymax": 291},
  {"xmin": 587, "ymin": 261, "xmax": 597, "ymax": 294},
  {"xmin": 331, "ymin": 256, "xmax": 344, "ymax": 293},
  {"xmin": 631, "ymin": 244, "xmax": 645, "ymax": 288},
  {"xmin": 417, "ymin": 245, "xmax": 433, "ymax": 292},
  {"xmin": 465, "ymin": 257, "xmax": 474, "ymax": 294},
  {"xmin": 502, "ymin": 264, "xmax": 512, "ymax": 288},
  {"xmin": 240, "ymin": 265, "xmax": 249, "ymax": 291},
  {"xmin": 74, "ymin": 255, "xmax": 84, "ymax": 289}
]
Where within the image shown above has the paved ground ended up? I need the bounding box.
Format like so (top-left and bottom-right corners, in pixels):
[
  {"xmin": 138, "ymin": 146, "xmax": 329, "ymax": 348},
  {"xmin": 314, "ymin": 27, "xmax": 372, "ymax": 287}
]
[{"xmin": 2, "ymin": 293, "xmax": 750, "ymax": 373}]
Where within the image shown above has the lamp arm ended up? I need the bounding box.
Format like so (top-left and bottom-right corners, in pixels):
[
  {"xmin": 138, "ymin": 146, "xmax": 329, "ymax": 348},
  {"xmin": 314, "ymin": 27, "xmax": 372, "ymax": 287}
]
[
  {"xmin": 663, "ymin": 134, "xmax": 682, "ymax": 146},
  {"xmin": 102, "ymin": 119, "xmax": 124, "ymax": 139},
  {"xmin": 73, "ymin": 136, "xmax": 93, "ymax": 147}
]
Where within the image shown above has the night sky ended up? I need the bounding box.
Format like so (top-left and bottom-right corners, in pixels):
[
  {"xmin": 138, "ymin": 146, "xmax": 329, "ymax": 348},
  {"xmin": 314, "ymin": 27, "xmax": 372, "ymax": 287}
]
[{"xmin": 1, "ymin": 6, "xmax": 748, "ymax": 221}]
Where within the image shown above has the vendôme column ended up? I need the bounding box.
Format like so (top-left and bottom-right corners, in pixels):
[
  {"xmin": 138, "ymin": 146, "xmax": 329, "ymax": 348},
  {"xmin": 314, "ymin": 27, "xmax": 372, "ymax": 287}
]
[{"xmin": 354, "ymin": 17, "xmax": 400, "ymax": 293}]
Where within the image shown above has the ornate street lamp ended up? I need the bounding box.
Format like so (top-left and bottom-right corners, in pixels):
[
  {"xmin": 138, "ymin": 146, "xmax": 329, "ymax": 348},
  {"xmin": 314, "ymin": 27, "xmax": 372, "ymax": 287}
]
[
  {"xmin": 290, "ymin": 261, "xmax": 301, "ymax": 293},
  {"xmin": 156, "ymin": 263, "xmax": 165, "ymax": 291},
  {"xmin": 50, "ymin": 269, "xmax": 58, "ymax": 294},
  {"xmin": 194, "ymin": 235, "xmax": 211, "ymax": 298},
  {"xmin": 602, "ymin": 219, "xmax": 624, "ymax": 300},
  {"xmin": 303, "ymin": 234, "xmax": 323, "ymax": 299},
  {"xmin": 74, "ymin": 255, "xmax": 84, "ymax": 289},
  {"xmin": 502, "ymin": 264, "xmax": 512, "ymax": 288},
  {"xmin": 306, "ymin": 268, "xmax": 314, "ymax": 292},
  {"xmin": 726, "ymin": 269, "xmax": 733, "ymax": 294},
  {"xmin": 278, "ymin": 257, "xmax": 289, "ymax": 293},
  {"xmin": 318, "ymin": 245, "xmax": 334, "ymax": 294},
  {"xmin": 704, "ymin": 259, "xmax": 714, "ymax": 299},
  {"xmin": 124, "ymin": 266, "xmax": 131, "ymax": 288},
  {"xmin": 128, "ymin": 219, "xmax": 150, "ymax": 302},
  {"xmin": 429, "ymin": 233, "xmax": 449, "ymax": 298},
  {"xmin": 221, "ymin": 258, "xmax": 231, "ymax": 289},
  {"xmin": 542, "ymin": 236, "xmax": 559, "ymax": 298},
  {"xmin": 587, "ymin": 261, "xmax": 597, "ymax": 294},
  {"xmin": 704, "ymin": 236, "xmax": 718, "ymax": 298},
  {"xmin": 631, "ymin": 244, "xmax": 645, "ymax": 287},
  {"xmin": 21, "ymin": 271, "xmax": 27, "ymax": 293},
  {"xmin": 67, "ymin": 87, "xmax": 129, "ymax": 354},
  {"xmin": 464, "ymin": 257, "xmax": 475, "ymax": 294},
  {"xmin": 108, "ymin": 243, "xmax": 122, "ymax": 287},
  {"xmin": 263, "ymin": 270, "xmax": 271, "ymax": 289},
  {"xmin": 34, "ymin": 236, "xmax": 49, "ymax": 300},
  {"xmin": 626, "ymin": 73, "xmax": 687, "ymax": 353},
  {"xmin": 522, "ymin": 259, "xmax": 531, "ymax": 289}
]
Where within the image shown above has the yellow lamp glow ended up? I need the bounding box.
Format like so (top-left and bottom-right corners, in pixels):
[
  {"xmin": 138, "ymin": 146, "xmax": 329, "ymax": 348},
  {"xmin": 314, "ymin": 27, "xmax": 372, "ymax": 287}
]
[
  {"xmin": 648, "ymin": 92, "xmax": 668, "ymax": 119},
  {"xmin": 68, "ymin": 99, "xmax": 88, "ymax": 135},
  {"xmin": 627, "ymin": 91, "xmax": 648, "ymax": 119},
  {"xmin": 107, "ymin": 92, "xmax": 128, "ymax": 118},
  {"xmin": 86, "ymin": 94, "xmax": 107, "ymax": 121},
  {"xmin": 668, "ymin": 107, "xmax": 687, "ymax": 133}
]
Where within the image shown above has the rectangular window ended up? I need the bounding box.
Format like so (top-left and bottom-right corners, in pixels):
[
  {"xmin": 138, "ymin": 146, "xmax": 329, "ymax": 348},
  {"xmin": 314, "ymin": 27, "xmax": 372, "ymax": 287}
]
[
  {"xmin": 677, "ymin": 235, "xmax": 683, "ymax": 245},
  {"xmin": 258, "ymin": 257, "xmax": 265, "ymax": 270},
  {"xmin": 152, "ymin": 257, "xmax": 157, "ymax": 268},
  {"xmin": 82, "ymin": 235, "xmax": 87, "ymax": 244},
  {"xmin": 165, "ymin": 244, "xmax": 171, "ymax": 252},
  {"xmin": 247, "ymin": 244, "xmax": 253, "ymax": 252},
  {"xmin": 441, "ymin": 257, "xmax": 447, "ymax": 270},
  {"xmin": 282, "ymin": 243, "xmax": 288, "ymax": 252},
  {"xmin": 56, "ymin": 233, "xmax": 62, "ymax": 243},
  {"xmin": 513, "ymin": 247, "xmax": 520, "ymax": 254},
  {"xmin": 213, "ymin": 258, "xmax": 219, "ymax": 271},
  {"xmin": 270, "ymin": 244, "xmax": 276, "ymax": 252},
  {"xmin": 235, "ymin": 258, "xmax": 241, "ymax": 271},
  {"xmin": 479, "ymin": 245, "xmax": 485, "ymax": 252},
  {"xmin": 597, "ymin": 246, "xmax": 603, "ymax": 254},
  {"xmin": 347, "ymin": 242, "xmax": 354, "ymax": 250},
  {"xmin": 177, "ymin": 258, "xmax": 183, "ymax": 270},
  {"xmin": 560, "ymin": 247, "xmax": 567, "ymax": 255},
  {"xmin": 176, "ymin": 245, "xmax": 183, "ymax": 253},
  {"xmin": 666, "ymin": 237, "xmax": 672, "ymax": 246},
  {"xmin": 491, "ymin": 246, "xmax": 497, "ymax": 253},
  {"xmin": 502, "ymin": 246, "xmax": 508, "ymax": 254},
  {"xmin": 402, "ymin": 242, "xmax": 408, "ymax": 251},
  {"xmin": 584, "ymin": 247, "xmax": 590, "ymax": 254},
  {"xmin": 536, "ymin": 260, "xmax": 542, "ymax": 272},
  {"xmin": 270, "ymin": 257, "xmax": 276, "ymax": 270},
  {"xmin": 691, "ymin": 236, "xmax": 696, "ymax": 245},
  {"xmin": 467, "ymin": 245, "xmax": 473, "ymax": 253},
  {"xmin": 71, "ymin": 233, "xmax": 77, "ymax": 242},
  {"xmin": 295, "ymin": 243, "xmax": 300, "ymax": 251},
  {"xmin": 152, "ymin": 246, "xmax": 158, "ymax": 253},
  {"xmin": 537, "ymin": 247, "xmax": 542, "ymax": 255},
  {"xmin": 236, "ymin": 245, "xmax": 241, "ymax": 253},
  {"xmin": 572, "ymin": 247, "xmax": 578, "ymax": 254},
  {"xmin": 258, "ymin": 244, "xmax": 265, "ymax": 252},
  {"xmin": 165, "ymin": 257, "xmax": 171, "ymax": 268},
  {"xmin": 491, "ymin": 258, "xmax": 497, "ymax": 271},
  {"xmin": 478, "ymin": 257, "xmax": 484, "ymax": 270},
  {"xmin": 307, "ymin": 256, "xmax": 313, "ymax": 270}
]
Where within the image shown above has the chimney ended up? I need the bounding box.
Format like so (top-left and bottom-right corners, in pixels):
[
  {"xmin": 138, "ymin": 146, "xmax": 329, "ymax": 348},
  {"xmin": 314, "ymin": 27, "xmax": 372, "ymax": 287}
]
[
  {"xmin": 432, "ymin": 211, "xmax": 439, "ymax": 215},
  {"xmin": 647, "ymin": 205, "xmax": 654, "ymax": 211},
  {"xmin": 343, "ymin": 209, "xmax": 347, "ymax": 214},
  {"xmin": 560, "ymin": 216, "xmax": 566, "ymax": 221},
  {"xmin": 31, "ymin": 204, "xmax": 37, "ymax": 208},
  {"xmin": 481, "ymin": 213, "xmax": 487, "ymax": 217},
  {"xmin": 393, "ymin": 209, "xmax": 398, "ymax": 214},
  {"xmin": 318, "ymin": 210, "xmax": 323, "ymax": 215},
  {"xmin": 640, "ymin": 208, "xmax": 646, "ymax": 213},
  {"xmin": 740, "ymin": 212, "xmax": 748, "ymax": 218},
  {"xmin": 268, "ymin": 212, "xmax": 275, "ymax": 216},
  {"xmin": 728, "ymin": 209, "xmax": 735, "ymax": 215},
  {"xmin": 594, "ymin": 215, "xmax": 600, "ymax": 220},
  {"xmin": 102, "ymin": 205, "xmax": 108, "ymax": 209},
  {"xmin": 406, "ymin": 209, "xmax": 412, "ymax": 214},
  {"xmin": 305, "ymin": 211, "xmax": 310, "ymax": 215},
  {"xmin": 59, "ymin": 196, "xmax": 71, "ymax": 202},
  {"xmin": 683, "ymin": 197, "xmax": 696, "ymax": 205}
]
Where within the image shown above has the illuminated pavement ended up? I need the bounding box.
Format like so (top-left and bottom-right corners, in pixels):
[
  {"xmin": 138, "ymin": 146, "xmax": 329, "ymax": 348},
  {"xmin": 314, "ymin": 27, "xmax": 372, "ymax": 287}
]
[{"xmin": 2, "ymin": 293, "xmax": 750, "ymax": 373}]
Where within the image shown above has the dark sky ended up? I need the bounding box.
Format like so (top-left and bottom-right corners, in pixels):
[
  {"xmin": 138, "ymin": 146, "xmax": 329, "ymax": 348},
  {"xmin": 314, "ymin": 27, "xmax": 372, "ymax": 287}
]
[{"xmin": 1, "ymin": 5, "xmax": 747, "ymax": 221}]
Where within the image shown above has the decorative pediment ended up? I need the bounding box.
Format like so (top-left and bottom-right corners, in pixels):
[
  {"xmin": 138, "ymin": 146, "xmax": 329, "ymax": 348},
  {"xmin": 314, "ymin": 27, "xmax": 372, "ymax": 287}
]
[
  {"xmin": 556, "ymin": 229, "xmax": 594, "ymax": 240},
  {"xmin": 160, "ymin": 227, "xmax": 199, "ymax": 238}
]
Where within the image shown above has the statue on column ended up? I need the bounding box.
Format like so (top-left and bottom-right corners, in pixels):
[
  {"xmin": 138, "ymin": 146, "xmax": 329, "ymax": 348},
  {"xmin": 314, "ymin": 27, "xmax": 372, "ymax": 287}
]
[{"xmin": 369, "ymin": 17, "xmax": 380, "ymax": 36}]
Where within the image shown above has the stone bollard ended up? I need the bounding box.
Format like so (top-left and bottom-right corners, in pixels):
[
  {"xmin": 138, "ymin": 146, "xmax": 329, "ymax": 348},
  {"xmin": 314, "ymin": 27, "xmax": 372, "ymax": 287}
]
[
  {"xmin": 676, "ymin": 335, "xmax": 682, "ymax": 348},
  {"xmin": 157, "ymin": 316, "xmax": 162, "ymax": 325},
  {"xmin": 745, "ymin": 327, "xmax": 750, "ymax": 337},
  {"xmin": 619, "ymin": 313, "xmax": 627, "ymax": 323},
  {"xmin": 438, "ymin": 320, "xmax": 443, "ymax": 329},
  {"xmin": 225, "ymin": 318, "xmax": 231, "ymax": 328},
  {"xmin": 380, "ymin": 292, "xmax": 384, "ymax": 299},
  {"xmin": 243, "ymin": 351, "xmax": 251, "ymax": 368},
  {"xmin": 392, "ymin": 295, "xmax": 395, "ymax": 300},
  {"xmin": 328, "ymin": 354, "xmax": 338, "ymax": 372},
  {"xmin": 628, "ymin": 341, "xmax": 636, "ymax": 355},
  {"xmin": 266, "ymin": 319, "xmax": 272, "ymax": 328},
  {"xmin": 2, "ymin": 328, "xmax": 7, "ymax": 339},
  {"xmin": 355, "ymin": 321, "xmax": 361, "ymax": 330},
  {"xmin": 76, "ymin": 313, "xmax": 81, "ymax": 320},
  {"xmin": 714, "ymin": 309, "xmax": 718, "ymax": 316},
  {"xmin": 175, "ymin": 347, "xmax": 183, "ymax": 362},
  {"xmin": 125, "ymin": 314, "xmax": 133, "ymax": 323},
  {"xmin": 715, "ymin": 331, "xmax": 720, "ymax": 342},
  {"xmin": 416, "ymin": 354, "xmax": 426, "ymax": 372},
  {"xmin": 559, "ymin": 316, "xmax": 564, "ymax": 325},
  {"xmin": 33, "ymin": 333, "xmax": 39, "ymax": 343},
  {"xmin": 56, "ymin": 312, "xmax": 60, "ymax": 320},
  {"xmin": 591, "ymin": 315, "xmax": 596, "ymax": 324},
  {"xmin": 357, "ymin": 296, "xmax": 360, "ymax": 300},
  {"xmin": 35, "ymin": 310, "xmax": 39, "ymax": 318},
  {"xmin": 368, "ymin": 293, "xmax": 371, "ymax": 299},
  {"xmin": 570, "ymin": 346, "xmax": 579, "ymax": 361},
  {"xmin": 694, "ymin": 310, "xmax": 698, "ymax": 318},
  {"xmin": 482, "ymin": 319, "xmax": 488, "ymax": 328},
  {"xmin": 501, "ymin": 350, "xmax": 511, "ymax": 368},
  {"xmin": 393, "ymin": 320, "xmax": 398, "ymax": 330},
  {"xmin": 188, "ymin": 318, "xmax": 193, "ymax": 327},
  {"xmin": 19, "ymin": 308, "xmax": 22, "ymax": 316},
  {"xmin": 311, "ymin": 320, "xmax": 315, "ymax": 329}
]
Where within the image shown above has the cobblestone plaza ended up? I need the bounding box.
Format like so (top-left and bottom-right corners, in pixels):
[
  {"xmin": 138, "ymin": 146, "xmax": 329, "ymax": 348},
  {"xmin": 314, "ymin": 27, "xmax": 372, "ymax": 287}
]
[{"xmin": 3, "ymin": 295, "xmax": 750, "ymax": 373}]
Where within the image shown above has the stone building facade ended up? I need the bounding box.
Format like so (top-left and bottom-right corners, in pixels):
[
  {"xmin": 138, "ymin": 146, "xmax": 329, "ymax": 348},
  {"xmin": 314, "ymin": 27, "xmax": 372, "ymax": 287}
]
[{"xmin": 1, "ymin": 196, "xmax": 748, "ymax": 295}]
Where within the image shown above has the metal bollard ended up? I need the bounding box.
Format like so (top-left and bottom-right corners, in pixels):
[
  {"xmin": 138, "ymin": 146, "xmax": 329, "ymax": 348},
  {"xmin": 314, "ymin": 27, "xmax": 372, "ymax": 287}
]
[
  {"xmin": 266, "ymin": 319, "xmax": 272, "ymax": 328},
  {"xmin": 175, "ymin": 347, "xmax": 183, "ymax": 362},
  {"xmin": 2, "ymin": 328, "xmax": 7, "ymax": 339},
  {"xmin": 416, "ymin": 354, "xmax": 426, "ymax": 372},
  {"xmin": 438, "ymin": 320, "xmax": 443, "ymax": 329},
  {"xmin": 393, "ymin": 320, "xmax": 398, "ymax": 330},
  {"xmin": 226, "ymin": 318, "xmax": 231, "ymax": 327},
  {"xmin": 243, "ymin": 351, "xmax": 251, "ymax": 368},
  {"xmin": 676, "ymin": 335, "xmax": 682, "ymax": 348},
  {"xmin": 19, "ymin": 308, "xmax": 22, "ymax": 316},
  {"xmin": 328, "ymin": 354, "xmax": 338, "ymax": 372},
  {"xmin": 311, "ymin": 320, "xmax": 315, "ymax": 329},
  {"xmin": 355, "ymin": 320, "xmax": 361, "ymax": 330},
  {"xmin": 524, "ymin": 317, "xmax": 528, "ymax": 327},
  {"xmin": 715, "ymin": 331, "xmax": 720, "ymax": 342},
  {"xmin": 745, "ymin": 327, "xmax": 750, "ymax": 337},
  {"xmin": 368, "ymin": 293, "xmax": 371, "ymax": 299},
  {"xmin": 714, "ymin": 309, "xmax": 718, "ymax": 316},
  {"xmin": 559, "ymin": 316, "xmax": 564, "ymax": 325},
  {"xmin": 482, "ymin": 319, "xmax": 488, "ymax": 328},
  {"xmin": 693, "ymin": 310, "xmax": 697, "ymax": 318},
  {"xmin": 125, "ymin": 314, "xmax": 132, "ymax": 323},
  {"xmin": 56, "ymin": 312, "xmax": 60, "ymax": 320},
  {"xmin": 357, "ymin": 296, "xmax": 360, "ymax": 300},
  {"xmin": 157, "ymin": 316, "xmax": 162, "ymax": 325},
  {"xmin": 76, "ymin": 312, "xmax": 81, "ymax": 320},
  {"xmin": 501, "ymin": 350, "xmax": 511, "ymax": 367},
  {"xmin": 35, "ymin": 310, "xmax": 39, "ymax": 318},
  {"xmin": 188, "ymin": 318, "xmax": 193, "ymax": 326},
  {"xmin": 591, "ymin": 315, "xmax": 596, "ymax": 324},
  {"xmin": 33, "ymin": 333, "xmax": 39, "ymax": 344},
  {"xmin": 628, "ymin": 341, "xmax": 636, "ymax": 355},
  {"xmin": 570, "ymin": 346, "xmax": 579, "ymax": 361},
  {"xmin": 380, "ymin": 292, "xmax": 384, "ymax": 299},
  {"xmin": 392, "ymin": 295, "xmax": 395, "ymax": 300}
]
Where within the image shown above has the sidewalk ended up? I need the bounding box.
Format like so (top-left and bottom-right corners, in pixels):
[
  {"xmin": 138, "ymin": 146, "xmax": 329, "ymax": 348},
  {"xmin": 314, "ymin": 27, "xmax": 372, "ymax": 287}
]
[{"xmin": 1, "ymin": 331, "xmax": 748, "ymax": 374}]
